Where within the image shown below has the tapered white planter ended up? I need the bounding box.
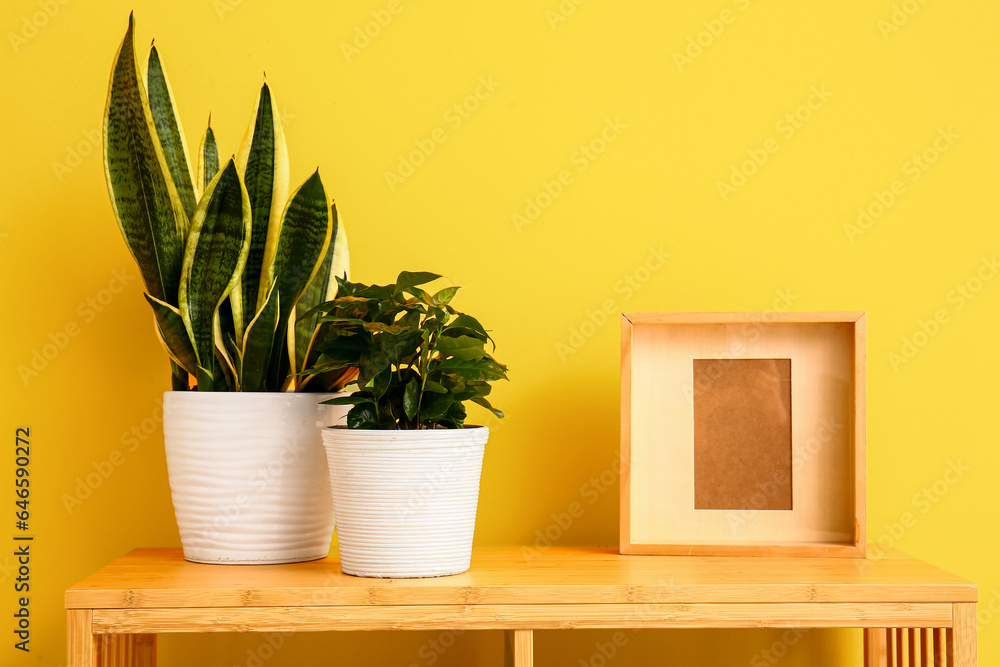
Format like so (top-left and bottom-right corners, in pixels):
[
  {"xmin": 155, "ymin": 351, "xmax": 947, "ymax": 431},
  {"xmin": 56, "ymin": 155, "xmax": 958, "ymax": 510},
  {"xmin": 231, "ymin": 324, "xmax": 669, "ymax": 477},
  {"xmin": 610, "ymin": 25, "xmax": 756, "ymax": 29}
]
[
  {"xmin": 322, "ymin": 426, "xmax": 489, "ymax": 578},
  {"xmin": 163, "ymin": 392, "xmax": 347, "ymax": 564}
]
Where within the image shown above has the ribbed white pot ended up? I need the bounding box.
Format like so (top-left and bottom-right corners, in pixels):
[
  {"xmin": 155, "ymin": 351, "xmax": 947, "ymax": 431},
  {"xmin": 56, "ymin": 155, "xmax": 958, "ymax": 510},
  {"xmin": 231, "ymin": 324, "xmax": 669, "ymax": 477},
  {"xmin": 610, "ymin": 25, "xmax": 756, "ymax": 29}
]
[
  {"xmin": 322, "ymin": 426, "xmax": 489, "ymax": 578},
  {"xmin": 162, "ymin": 392, "xmax": 348, "ymax": 564}
]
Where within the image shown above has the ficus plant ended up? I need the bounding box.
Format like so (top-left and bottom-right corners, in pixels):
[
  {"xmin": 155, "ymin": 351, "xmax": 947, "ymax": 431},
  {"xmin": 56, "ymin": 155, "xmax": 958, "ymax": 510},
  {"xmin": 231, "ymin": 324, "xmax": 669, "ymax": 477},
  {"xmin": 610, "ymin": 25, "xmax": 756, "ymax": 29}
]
[
  {"xmin": 305, "ymin": 272, "xmax": 509, "ymax": 429},
  {"xmin": 104, "ymin": 13, "xmax": 354, "ymax": 392}
]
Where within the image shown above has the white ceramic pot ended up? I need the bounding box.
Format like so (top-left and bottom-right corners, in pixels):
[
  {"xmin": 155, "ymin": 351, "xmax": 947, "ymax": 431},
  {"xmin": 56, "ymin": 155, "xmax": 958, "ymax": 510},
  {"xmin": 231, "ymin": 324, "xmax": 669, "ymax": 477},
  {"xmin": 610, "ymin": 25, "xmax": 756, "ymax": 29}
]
[
  {"xmin": 322, "ymin": 426, "xmax": 489, "ymax": 578},
  {"xmin": 162, "ymin": 391, "xmax": 348, "ymax": 564}
]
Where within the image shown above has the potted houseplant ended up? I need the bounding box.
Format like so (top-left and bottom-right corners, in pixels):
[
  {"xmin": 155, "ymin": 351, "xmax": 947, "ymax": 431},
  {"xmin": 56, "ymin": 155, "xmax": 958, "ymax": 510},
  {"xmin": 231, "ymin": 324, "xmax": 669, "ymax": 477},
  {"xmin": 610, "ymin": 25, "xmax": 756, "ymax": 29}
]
[
  {"xmin": 307, "ymin": 272, "xmax": 509, "ymax": 577},
  {"xmin": 103, "ymin": 14, "xmax": 354, "ymax": 563}
]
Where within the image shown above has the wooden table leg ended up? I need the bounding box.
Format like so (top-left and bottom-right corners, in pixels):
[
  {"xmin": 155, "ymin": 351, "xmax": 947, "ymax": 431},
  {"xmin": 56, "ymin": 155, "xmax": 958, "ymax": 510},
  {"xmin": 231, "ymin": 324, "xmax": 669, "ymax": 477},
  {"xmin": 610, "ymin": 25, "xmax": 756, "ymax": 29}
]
[
  {"xmin": 864, "ymin": 628, "xmax": 889, "ymax": 666},
  {"xmin": 68, "ymin": 611, "xmax": 156, "ymax": 667},
  {"xmin": 68, "ymin": 610, "xmax": 98, "ymax": 667},
  {"xmin": 950, "ymin": 603, "xmax": 977, "ymax": 667},
  {"xmin": 504, "ymin": 629, "xmax": 533, "ymax": 667}
]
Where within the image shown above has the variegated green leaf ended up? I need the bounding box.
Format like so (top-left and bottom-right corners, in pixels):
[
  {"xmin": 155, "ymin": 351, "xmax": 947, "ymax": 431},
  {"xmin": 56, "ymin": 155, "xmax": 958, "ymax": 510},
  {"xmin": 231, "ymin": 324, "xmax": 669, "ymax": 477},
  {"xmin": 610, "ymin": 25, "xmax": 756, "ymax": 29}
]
[
  {"xmin": 214, "ymin": 313, "xmax": 239, "ymax": 390},
  {"xmin": 292, "ymin": 201, "xmax": 347, "ymax": 376},
  {"xmin": 178, "ymin": 159, "xmax": 251, "ymax": 389},
  {"xmin": 195, "ymin": 115, "xmax": 220, "ymax": 199},
  {"xmin": 144, "ymin": 292, "xmax": 197, "ymax": 376},
  {"xmin": 240, "ymin": 281, "xmax": 279, "ymax": 392},
  {"xmin": 222, "ymin": 330, "xmax": 243, "ymax": 386},
  {"xmin": 232, "ymin": 82, "xmax": 289, "ymax": 340},
  {"xmin": 269, "ymin": 171, "xmax": 332, "ymax": 312},
  {"xmin": 262, "ymin": 170, "xmax": 332, "ymax": 388},
  {"xmin": 147, "ymin": 42, "xmax": 196, "ymax": 223},
  {"xmin": 103, "ymin": 12, "xmax": 186, "ymax": 305},
  {"xmin": 293, "ymin": 205, "xmax": 353, "ymax": 391}
]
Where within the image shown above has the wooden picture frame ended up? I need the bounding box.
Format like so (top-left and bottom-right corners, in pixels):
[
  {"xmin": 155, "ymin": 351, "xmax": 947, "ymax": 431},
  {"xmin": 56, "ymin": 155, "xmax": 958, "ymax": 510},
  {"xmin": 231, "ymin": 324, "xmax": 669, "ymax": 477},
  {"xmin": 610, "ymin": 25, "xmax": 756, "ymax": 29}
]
[{"xmin": 620, "ymin": 312, "xmax": 866, "ymax": 558}]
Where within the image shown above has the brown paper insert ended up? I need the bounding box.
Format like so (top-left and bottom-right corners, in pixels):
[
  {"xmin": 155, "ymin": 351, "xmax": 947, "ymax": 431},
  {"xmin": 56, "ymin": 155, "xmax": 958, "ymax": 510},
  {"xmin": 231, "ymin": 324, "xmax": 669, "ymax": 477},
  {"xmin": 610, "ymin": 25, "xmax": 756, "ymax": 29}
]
[{"xmin": 693, "ymin": 358, "xmax": 792, "ymax": 511}]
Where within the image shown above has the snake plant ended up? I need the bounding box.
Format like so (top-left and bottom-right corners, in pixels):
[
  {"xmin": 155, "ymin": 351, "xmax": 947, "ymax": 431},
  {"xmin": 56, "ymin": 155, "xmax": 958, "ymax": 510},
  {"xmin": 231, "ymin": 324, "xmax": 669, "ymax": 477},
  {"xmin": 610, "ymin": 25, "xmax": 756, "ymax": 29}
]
[{"xmin": 104, "ymin": 13, "xmax": 354, "ymax": 392}]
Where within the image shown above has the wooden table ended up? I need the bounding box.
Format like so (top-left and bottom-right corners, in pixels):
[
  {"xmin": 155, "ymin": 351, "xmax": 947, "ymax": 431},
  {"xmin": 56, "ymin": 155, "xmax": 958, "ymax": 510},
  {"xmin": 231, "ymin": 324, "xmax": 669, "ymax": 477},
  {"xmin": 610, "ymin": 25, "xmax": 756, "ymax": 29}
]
[{"xmin": 66, "ymin": 547, "xmax": 977, "ymax": 666}]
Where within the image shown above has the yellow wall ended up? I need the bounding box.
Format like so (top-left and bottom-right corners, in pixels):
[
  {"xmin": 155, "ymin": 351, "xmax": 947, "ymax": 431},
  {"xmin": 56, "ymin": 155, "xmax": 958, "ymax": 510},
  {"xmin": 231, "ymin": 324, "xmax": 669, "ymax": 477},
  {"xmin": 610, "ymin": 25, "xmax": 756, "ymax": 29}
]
[{"xmin": 2, "ymin": 0, "xmax": 998, "ymax": 664}]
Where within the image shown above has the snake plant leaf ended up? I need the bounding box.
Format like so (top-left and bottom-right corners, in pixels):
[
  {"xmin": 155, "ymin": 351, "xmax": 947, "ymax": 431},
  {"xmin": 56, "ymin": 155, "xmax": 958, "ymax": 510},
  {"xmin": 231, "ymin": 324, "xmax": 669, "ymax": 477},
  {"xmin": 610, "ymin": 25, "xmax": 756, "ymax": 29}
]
[
  {"xmin": 195, "ymin": 115, "xmax": 220, "ymax": 199},
  {"xmin": 147, "ymin": 42, "xmax": 197, "ymax": 223},
  {"xmin": 262, "ymin": 170, "xmax": 333, "ymax": 388},
  {"xmin": 222, "ymin": 330, "xmax": 243, "ymax": 385},
  {"xmin": 240, "ymin": 282, "xmax": 280, "ymax": 392},
  {"xmin": 291, "ymin": 202, "xmax": 347, "ymax": 376},
  {"xmin": 294, "ymin": 211, "xmax": 352, "ymax": 392},
  {"xmin": 144, "ymin": 293, "xmax": 198, "ymax": 376},
  {"xmin": 104, "ymin": 12, "xmax": 186, "ymax": 305},
  {"xmin": 178, "ymin": 159, "xmax": 252, "ymax": 389},
  {"xmin": 214, "ymin": 313, "xmax": 239, "ymax": 390},
  {"xmin": 232, "ymin": 82, "xmax": 289, "ymax": 340}
]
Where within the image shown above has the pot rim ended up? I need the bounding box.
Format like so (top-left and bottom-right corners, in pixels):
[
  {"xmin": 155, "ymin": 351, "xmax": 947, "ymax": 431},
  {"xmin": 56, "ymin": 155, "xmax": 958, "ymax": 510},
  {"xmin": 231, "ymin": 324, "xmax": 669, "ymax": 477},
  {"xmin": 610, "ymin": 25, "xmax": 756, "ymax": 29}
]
[
  {"xmin": 163, "ymin": 390, "xmax": 345, "ymax": 401},
  {"xmin": 323, "ymin": 424, "xmax": 488, "ymax": 431}
]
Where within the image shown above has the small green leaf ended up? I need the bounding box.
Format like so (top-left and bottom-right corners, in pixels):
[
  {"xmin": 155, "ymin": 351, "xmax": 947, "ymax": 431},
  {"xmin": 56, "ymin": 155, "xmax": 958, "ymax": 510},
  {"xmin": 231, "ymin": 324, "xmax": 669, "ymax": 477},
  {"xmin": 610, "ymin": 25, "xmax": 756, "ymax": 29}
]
[
  {"xmin": 372, "ymin": 367, "xmax": 392, "ymax": 400},
  {"xmin": 362, "ymin": 322, "xmax": 410, "ymax": 334},
  {"xmin": 403, "ymin": 378, "xmax": 419, "ymax": 420},
  {"xmin": 435, "ymin": 335, "xmax": 486, "ymax": 361},
  {"xmin": 423, "ymin": 379, "xmax": 448, "ymax": 394},
  {"xmin": 347, "ymin": 403, "xmax": 380, "ymax": 429},
  {"xmin": 395, "ymin": 271, "xmax": 441, "ymax": 293},
  {"xmin": 445, "ymin": 313, "xmax": 489, "ymax": 340},
  {"xmin": 436, "ymin": 358, "xmax": 508, "ymax": 381},
  {"xmin": 432, "ymin": 286, "xmax": 459, "ymax": 305},
  {"xmin": 419, "ymin": 392, "xmax": 454, "ymax": 422},
  {"xmin": 472, "ymin": 395, "xmax": 504, "ymax": 419},
  {"xmin": 322, "ymin": 395, "xmax": 373, "ymax": 406},
  {"xmin": 358, "ymin": 348, "xmax": 390, "ymax": 389}
]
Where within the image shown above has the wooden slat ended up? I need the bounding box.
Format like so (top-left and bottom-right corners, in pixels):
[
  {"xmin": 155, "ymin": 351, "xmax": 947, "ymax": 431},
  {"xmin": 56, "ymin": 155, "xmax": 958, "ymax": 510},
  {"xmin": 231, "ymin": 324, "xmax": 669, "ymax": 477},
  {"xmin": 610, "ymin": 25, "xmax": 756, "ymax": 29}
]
[
  {"xmin": 897, "ymin": 627, "xmax": 905, "ymax": 666},
  {"xmin": 67, "ymin": 609, "xmax": 96, "ymax": 667},
  {"xmin": 933, "ymin": 628, "xmax": 944, "ymax": 667},
  {"xmin": 865, "ymin": 628, "xmax": 888, "ymax": 667},
  {"xmin": 98, "ymin": 634, "xmax": 156, "ymax": 666},
  {"xmin": 65, "ymin": 547, "xmax": 978, "ymax": 610},
  {"xmin": 91, "ymin": 602, "xmax": 954, "ymax": 634},
  {"xmin": 504, "ymin": 630, "xmax": 532, "ymax": 667}
]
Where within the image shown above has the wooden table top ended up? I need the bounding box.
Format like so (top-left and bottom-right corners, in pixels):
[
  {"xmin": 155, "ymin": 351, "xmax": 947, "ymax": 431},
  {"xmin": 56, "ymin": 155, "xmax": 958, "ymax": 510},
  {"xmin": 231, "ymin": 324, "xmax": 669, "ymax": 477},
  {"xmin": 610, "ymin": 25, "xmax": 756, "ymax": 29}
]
[{"xmin": 66, "ymin": 547, "xmax": 976, "ymax": 611}]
